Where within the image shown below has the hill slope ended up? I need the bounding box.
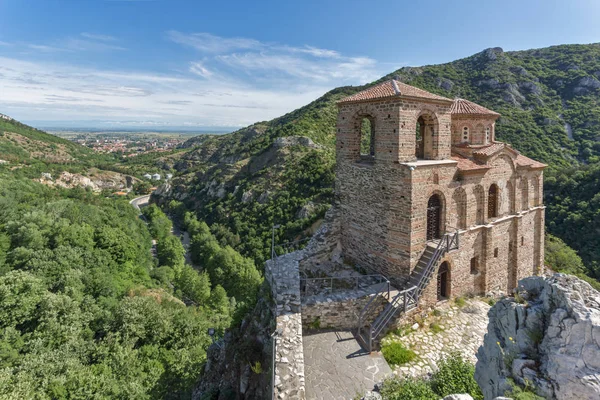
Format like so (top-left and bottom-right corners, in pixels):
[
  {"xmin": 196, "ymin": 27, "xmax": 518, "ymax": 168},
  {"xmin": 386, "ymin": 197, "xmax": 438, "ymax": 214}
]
[
  {"xmin": 157, "ymin": 45, "xmax": 600, "ymax": 269},
  {"xmin": 0, "ymin": 115, "xmax": 99, "ymax": 164}
]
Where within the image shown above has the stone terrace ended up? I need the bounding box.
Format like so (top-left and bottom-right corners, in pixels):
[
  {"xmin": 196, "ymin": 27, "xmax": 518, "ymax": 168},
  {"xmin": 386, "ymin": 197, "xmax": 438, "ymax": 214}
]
[{"xmin": 382, "ymin": 298, "xmax": 491, "ymax": 378}]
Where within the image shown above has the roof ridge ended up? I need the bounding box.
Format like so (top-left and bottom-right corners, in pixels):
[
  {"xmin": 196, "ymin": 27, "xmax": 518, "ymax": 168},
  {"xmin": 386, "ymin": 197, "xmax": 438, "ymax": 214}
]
[{"xmin": 391, "ymin": 79, "xmax": 401, "ymax": 95}]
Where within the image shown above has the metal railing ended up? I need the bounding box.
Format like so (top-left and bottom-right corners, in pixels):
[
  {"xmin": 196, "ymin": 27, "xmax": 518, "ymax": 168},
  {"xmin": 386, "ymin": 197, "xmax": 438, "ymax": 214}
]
[
  {"xmin": 357, "ymin": 229, "xmax": 460, "ymax": 352},
  {"xmin": 300, "ymin": 274, "xmax": 390, "ymax": 297}
]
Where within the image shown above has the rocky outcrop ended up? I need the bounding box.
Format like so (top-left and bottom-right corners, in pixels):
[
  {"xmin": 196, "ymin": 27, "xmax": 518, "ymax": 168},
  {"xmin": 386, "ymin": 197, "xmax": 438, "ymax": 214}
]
[
  {"xmin": 273, "ymin": 136, "xmax": 322, "ymax": 149},
  {"xmin": 193, "ymin": 288, "xmax": 273, "ymax": 400},
  {"xmin": 476, "ymin": 274, "xmax": 600, "ymax": 400}
]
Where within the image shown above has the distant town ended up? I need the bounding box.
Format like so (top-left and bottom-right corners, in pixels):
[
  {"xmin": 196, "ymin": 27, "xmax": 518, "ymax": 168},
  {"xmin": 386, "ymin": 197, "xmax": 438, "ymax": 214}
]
[{"xmin": 50, "ymin": 131, "xmax": 190, "ymax": 157}]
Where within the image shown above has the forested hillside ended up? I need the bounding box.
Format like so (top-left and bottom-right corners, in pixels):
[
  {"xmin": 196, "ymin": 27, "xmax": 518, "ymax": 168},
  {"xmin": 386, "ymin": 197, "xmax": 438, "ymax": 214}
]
[
  {"xmin": 0, "ymin": 168, "xmax": 263, "ymax": 398},
  {"xmin": 160, "ymin": 43, "xmax": 600, "ymax": 273}
]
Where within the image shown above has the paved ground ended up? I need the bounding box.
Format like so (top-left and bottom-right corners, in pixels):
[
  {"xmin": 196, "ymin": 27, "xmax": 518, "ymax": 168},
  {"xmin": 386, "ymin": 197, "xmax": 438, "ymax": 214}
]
[
  {"xmin": 384, "ymin": 298, "xmax": 491, "ymax": 378},
  {"xmin": 303, "ymin": 330, "xmax": 392, "ymax": 400}
]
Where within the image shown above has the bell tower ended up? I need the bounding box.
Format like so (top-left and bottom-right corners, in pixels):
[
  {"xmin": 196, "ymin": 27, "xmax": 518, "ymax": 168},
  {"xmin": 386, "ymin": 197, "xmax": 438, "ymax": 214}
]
[{"xmin": 335, "ymin": 79, "xmax": 453, "ymax": 282}]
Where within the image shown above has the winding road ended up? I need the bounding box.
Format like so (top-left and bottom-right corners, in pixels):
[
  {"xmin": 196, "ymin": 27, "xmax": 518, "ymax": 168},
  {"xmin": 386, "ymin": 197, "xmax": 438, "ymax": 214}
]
[{"xmin": 129, "ymin": 194, "xmax": 151, "ymax": 211}]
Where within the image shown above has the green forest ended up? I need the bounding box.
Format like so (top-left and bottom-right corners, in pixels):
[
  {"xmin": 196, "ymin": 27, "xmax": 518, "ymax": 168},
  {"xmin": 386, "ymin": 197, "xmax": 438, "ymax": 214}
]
[{"xmin": 0, "ymin": 170, "xmax": 262, "ymax": 399}]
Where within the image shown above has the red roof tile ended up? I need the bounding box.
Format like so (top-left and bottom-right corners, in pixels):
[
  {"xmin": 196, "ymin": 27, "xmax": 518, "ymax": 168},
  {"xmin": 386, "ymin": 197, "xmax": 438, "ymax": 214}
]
[
  {"xmin": 338, "ymin": 79, "xmax": 452, "ymax": 104},
  {"xmin": 515, "ymin": 154, "xmax": 547, "ymax": 169},
  {"xmin": 472, "ymin": 143, "xmax": 505, "ymax": 157},
  {"xmin": 450, "ymin": 98, "xmax": 500, "ymax": 116},
  {"xmin": 451, "ymin": 155, "xmax": 490, "ymax": 172}
]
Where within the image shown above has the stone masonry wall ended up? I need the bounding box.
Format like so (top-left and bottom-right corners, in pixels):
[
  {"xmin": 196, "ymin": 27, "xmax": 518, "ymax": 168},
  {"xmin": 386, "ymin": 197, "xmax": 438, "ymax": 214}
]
[
  {"xmin": 265, "ymin": 252, "xmax": 306, "ymax": 400},
  {"xmin": 301, "ymin": 290, "xmax": 388, "ymax": 331}
]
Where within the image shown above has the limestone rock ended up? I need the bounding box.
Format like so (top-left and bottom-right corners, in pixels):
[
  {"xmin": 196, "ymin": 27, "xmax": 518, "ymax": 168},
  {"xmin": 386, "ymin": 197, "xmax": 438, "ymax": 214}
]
[
  {"xmin": 436, "ymin": 77, "xmax": 454, "ymax": 91},
  {"xmin": 257, "ymin": 191, "xmax": 270, "ymax": 204},
  {"xmin": 475, "ymin": 274, "xmax": 600, "ymax": 400},
  {"xmin": 273, "ymin": 136, "xmax": 321, "ymax": 149},
  {"xmin": 362, "ymin": 391, "xmax": 382, "ymax": 400},
  {"xmin": 573, "ymin": 76, "xmax": 600, "ymax": 95},
  {"xmin": 443, "ymin": 395, "xmax": 474, "ymax": 400},
  {"xmin": 241, "ymin": 190, "xmax": 253, "ymax": 203},
  {"xmin": 482, "ymin": 47, "xmax": 504, "ymax": 61},
  {"xmin": 295, "ymin": 201, "xmax": 316, "ymax": 220}
]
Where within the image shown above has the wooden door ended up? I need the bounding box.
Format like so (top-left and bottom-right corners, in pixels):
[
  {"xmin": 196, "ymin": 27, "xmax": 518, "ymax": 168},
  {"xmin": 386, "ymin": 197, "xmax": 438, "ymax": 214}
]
[{"xmin": 427, "ymin": 195, "xmax": 441, "ymax": 240}]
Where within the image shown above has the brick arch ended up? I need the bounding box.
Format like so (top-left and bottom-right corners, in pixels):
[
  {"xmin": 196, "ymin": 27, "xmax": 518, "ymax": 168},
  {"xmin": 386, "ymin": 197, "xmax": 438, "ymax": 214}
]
[
  {"xmin": 426, "ymin": 190, "xmax": 447, "ymax": 239},
  {"xmin": 350, "ymin": 109, "xmax": 378, "ymax": 161},
  {"xmin": 436, "ymin": 259, "xmax": 452, "ymax": 300},
  {"xmin": 488, "ymin": 183, "xmax": 500, "ymax": 219},
  {"xmin": 489, "ymin": 153, "xmax": 517, "ymax": 174},
  {"xmin": 414, "ymin": 107, "xmax": 440, "ymax": 160}
]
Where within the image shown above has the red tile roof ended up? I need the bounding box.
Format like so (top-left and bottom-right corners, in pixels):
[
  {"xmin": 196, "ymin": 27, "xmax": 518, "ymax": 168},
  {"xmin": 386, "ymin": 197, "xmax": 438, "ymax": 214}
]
[
  {"xmin": 472, "ymin": 143, "xmax": 505, "ymax": 157},
  {"xmin": 451, "ymin": 155, "xmax": 490, "ymax": 172},
  {"xmin": 515, "ymin": 154, "xmax": 547, "ymax": 169},
  {"xmin": 338, "ymin": 79, "xmax": 452, "ymax": 104},
  {"xmin": 450, "ymin": 98, "xmax": 500, "ymax": 116}
]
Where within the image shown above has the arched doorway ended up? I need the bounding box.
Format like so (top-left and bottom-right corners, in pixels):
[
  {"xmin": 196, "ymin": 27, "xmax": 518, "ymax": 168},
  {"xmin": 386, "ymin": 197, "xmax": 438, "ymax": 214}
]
[
  {"xmin": 437, "ymin": 262, "xmax": 450, "ymax": 300},
  {"xmin": 427, "ymin": 194, "xmax": 442, "ymax": 241}
]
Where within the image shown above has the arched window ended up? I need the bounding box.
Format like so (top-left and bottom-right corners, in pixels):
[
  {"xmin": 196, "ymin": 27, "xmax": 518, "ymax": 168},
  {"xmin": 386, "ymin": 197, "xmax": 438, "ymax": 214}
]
[
  {"xmin": 415, "ymin": 112, "xmax": 438, "ymax": 160},
  {"xmin": 415, "ymin": 117, "xmax": 424, "ymax": 158},
  {"xmin": 485, "ymin": 126, "xmax": 491, "ymax": 144},
  {"xmin": 488, "ymin": 184, "xmax": 499, "ymax": 218},
  {"xmin": 462, "ymin": 126, "xmax": 470, "ymax": 143},
  {"xmin": 360, "ymin": 117, "xmax": 375, "ymax": 160}
]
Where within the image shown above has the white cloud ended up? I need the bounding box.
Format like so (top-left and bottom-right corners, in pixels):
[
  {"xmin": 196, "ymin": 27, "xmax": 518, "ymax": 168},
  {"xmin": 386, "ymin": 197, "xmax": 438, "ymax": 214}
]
[
  {"xmin": 189, "ymin": 61, "xmax": 213, "ymax": 78},
  {"xmin": 0, "ymin": 32, "xmax": 393, "ymax": 128},
  {"xmin": 167, "ymin": 31, "xmax": 261, "ymax": 53},
  {"xmin": 169, "ymin": 31, "xmax": 382, "ymax": 86},
  {"xmin": 23, "ymin": 33, "xmax": 126, "ymax": 53},
  {"xmin": 0, "ymin": 56, "xmax": 326, "ymax": 127}
]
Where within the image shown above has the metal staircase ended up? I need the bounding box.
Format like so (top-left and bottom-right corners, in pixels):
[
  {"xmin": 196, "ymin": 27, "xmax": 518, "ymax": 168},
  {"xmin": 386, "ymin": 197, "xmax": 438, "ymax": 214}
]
[{"xmin": 356, "ymin": 230, "xmax": 459, "ymax": 352}]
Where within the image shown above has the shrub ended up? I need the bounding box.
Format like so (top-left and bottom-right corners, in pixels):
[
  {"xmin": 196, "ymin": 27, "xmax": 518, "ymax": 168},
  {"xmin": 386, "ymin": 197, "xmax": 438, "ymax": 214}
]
[
  {"xmin": 430, "ymin": 352, "xmax": 483, "ymax": 400},
  {"xmin": 380, "ymin": 377, "xmax": 437, "ymax": 400},
  {"xmin": 381, "ymin": 342, "xmax": 417, "ymax": 366}
]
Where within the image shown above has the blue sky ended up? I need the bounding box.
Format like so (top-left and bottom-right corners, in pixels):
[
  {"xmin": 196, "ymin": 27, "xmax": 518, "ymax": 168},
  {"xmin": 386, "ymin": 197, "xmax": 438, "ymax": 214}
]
[{"xmin": 1, "ymin": 0, "xmax": 599, "ymax": 130}]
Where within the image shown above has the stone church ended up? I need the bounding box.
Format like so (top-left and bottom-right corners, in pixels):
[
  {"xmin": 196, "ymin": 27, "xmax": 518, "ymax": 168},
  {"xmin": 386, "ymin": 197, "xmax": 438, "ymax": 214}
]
[{"xmin": 335, "ymin": 79, "xmax": 546, "ymax": 307}]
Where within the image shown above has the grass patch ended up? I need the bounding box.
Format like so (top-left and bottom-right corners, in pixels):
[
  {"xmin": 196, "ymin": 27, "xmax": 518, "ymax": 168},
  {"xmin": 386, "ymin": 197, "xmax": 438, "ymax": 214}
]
[
  {"xmin": 381, "ymin": 342, "xmax": 417, "ymax": 366},
  {"xmin": 455, "ymin": 296, "xmax": 467, "ymax": 307},
  {"xmin": 506, "ymin": 378, "xmax": 545, "ymax": 400},
  {"xmin": 429, "ymin": 323, "xmax": 444, "ymax": 334}
]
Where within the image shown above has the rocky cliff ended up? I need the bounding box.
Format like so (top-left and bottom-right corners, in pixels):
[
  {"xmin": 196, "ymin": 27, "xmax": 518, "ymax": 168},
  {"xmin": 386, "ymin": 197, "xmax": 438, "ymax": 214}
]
[
  {"xmin": 193, "ymin": 286, "xmax": 274, "ymax": 400},
  {"xmin": 475, "ymin": 274, "xmax": 600, "ymax": 399}
]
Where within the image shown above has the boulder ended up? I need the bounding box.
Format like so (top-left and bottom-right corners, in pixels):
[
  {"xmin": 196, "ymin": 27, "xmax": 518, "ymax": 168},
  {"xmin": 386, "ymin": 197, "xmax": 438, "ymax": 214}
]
[
  {"xmin": 442, "ymin": 395, "xmax": 474, "ymax": 400},
  {"xmin": 475, "ymin": 274, "xmax": 600, "ymax": 400},
  {"xmin": 362, "ymin": 391, "xmax": 382, "ymax": 400}
]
